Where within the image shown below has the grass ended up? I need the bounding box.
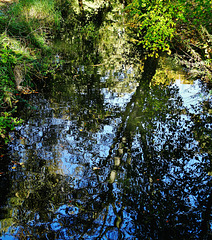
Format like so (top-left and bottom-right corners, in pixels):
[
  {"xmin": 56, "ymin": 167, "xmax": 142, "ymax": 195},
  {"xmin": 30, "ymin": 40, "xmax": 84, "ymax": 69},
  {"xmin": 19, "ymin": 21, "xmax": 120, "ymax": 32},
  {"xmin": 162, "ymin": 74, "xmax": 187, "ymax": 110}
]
[{"xmin": 0, "ymin": 0, "xmax": 64, "ymax": 144}]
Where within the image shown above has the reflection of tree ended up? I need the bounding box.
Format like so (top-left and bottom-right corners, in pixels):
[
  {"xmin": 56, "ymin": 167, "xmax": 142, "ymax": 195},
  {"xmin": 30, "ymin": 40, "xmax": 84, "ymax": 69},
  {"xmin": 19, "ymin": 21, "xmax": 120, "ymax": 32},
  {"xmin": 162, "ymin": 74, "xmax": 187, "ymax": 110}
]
[
  {"xmin": 0, "ymin": 149, "xmax": 13, "ymax": 237},
  {"xmin": 8, "ymin": 160, "xmax": 74, "ymax": 239},
  {"xmin": 2, "ymin": 6, "xmax": 211, "ymax": 238},
  {"xmin": 189, "ymin": 96, "xmax": 212, "ymax": 238},
  {"xmin": 4, "ymin": 55, "xmax": 211, "ymax": 239},
  {"xmin": 103, "ymin": 72, "xmax": 211, "ymax": 238},
  {"xmin": 49, "ymin": 58, "xmax": 211, "ymax": 239},
  {"xmin": 45, "ymin": 65, "xmax": 110, "ymax": 133}
]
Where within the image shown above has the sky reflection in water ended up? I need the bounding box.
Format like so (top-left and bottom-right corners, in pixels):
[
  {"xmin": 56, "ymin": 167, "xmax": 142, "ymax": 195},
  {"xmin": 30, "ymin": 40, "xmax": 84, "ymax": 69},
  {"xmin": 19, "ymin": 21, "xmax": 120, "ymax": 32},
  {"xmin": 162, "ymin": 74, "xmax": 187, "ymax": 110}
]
[{"xmin": 0, "ymin": 61, "xmax": 211, "ymax": 240}]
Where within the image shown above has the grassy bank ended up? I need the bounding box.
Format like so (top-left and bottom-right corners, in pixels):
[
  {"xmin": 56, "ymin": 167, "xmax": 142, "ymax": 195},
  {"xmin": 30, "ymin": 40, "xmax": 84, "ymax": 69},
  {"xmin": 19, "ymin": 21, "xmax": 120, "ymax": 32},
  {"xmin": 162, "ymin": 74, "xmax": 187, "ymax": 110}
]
[
  {"xmin": 0, "ymin": 0, "xmax": 63, "ymax": 144},
  {"xmin": 0, "ymin": 0, "xmax": 112, "ymax": 145}
]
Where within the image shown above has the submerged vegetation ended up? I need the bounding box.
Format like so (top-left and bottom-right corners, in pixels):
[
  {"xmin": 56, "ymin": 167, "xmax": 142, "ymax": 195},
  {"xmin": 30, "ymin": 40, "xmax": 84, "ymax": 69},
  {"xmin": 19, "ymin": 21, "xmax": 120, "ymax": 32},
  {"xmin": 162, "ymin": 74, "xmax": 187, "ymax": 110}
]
[{"xmin": 0, "ymin": 0, "xmax": 212, "ymax": 144}]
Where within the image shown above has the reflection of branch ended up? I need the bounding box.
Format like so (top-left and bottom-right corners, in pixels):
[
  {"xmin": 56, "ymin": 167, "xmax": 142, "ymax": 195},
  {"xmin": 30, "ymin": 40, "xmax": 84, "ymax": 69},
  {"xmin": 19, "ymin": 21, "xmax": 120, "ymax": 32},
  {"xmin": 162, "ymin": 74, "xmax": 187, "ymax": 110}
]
[
  {"xmin": 97, "ymin": 226, "xmax": 117, "ymax": 240},
  {"xmin": 74, "ymin": 184, "xmax": 114, "ymax": 239},
  {"xmin": 91, "ymin": 63, "xmax": 106, "ymax": 67},
  {"xmin": 67, "ymin": 58, "xmax": 159, "ymax": 238},
  {"xmin": 103, "ymin": 58, "xmax": 158, "ymax": 165},
  {"xmin": 200, "ymin": 189, "xmax": 212, "ymax": 238},
  {"xmin": 95, "ymin": 206, "xmax": 109, "ymax": 240}
]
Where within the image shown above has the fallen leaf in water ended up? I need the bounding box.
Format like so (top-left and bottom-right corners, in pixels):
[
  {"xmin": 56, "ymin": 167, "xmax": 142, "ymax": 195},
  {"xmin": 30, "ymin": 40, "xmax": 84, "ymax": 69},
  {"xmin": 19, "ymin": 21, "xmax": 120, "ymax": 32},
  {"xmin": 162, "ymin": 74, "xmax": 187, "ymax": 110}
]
[
  {"xmin": 19, "ymin": 163, "xmax": 24, "ymax": 166},
  {"xmin": 12, "ymin": 166, "xmax": 16, "ymax": 169},
  {"xmin": 93, "ymin": 167, "xmax": 100, "ymax": 170},
  {"xmin": 0, "ymin": 155, "xmax": 4, "ymax": 158},
  {"xmin": 79, "ymin": 129, "xmax": 83, "ymax": 132}
]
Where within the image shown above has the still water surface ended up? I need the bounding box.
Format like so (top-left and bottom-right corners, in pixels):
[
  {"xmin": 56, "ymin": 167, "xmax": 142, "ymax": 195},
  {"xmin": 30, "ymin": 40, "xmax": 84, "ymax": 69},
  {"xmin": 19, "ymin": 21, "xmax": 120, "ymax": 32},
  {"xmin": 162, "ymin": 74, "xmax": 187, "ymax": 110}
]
[{"xmin": 0, "ymin": 19, "xmax": 212, "ymax": 239}]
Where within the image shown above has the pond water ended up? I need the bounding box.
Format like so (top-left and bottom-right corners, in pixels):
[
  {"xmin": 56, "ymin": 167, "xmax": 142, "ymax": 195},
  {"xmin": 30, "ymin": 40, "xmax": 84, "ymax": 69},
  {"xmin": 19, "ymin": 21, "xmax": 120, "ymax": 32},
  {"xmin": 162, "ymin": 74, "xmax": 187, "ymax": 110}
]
[{"xmin": 0, "ymin": 11, "xmax": 212, "ymax": 240}]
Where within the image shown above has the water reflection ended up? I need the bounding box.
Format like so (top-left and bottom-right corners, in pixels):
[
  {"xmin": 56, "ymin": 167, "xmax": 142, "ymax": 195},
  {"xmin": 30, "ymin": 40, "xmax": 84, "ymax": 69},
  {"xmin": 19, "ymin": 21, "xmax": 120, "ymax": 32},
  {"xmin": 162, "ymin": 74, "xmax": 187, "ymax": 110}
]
[
  {"xmin": 0, "ymin": 9, "xmax": 212, "ymax": 239},
  {"xmin": 0, "ymin": 56, "xmax": 211, "ymax": 239}
]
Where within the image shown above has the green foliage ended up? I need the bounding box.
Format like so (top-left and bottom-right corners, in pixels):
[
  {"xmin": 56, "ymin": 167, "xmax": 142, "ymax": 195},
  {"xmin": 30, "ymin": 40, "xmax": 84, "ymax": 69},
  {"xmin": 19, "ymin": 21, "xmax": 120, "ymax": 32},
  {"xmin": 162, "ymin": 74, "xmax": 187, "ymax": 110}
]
[
  {"xmin": 0, "ymin": 112, "xmax": 23, "ymax": 144},
  {"xmin": 80, "ymin": 21, "xmax": 98, "ymax": 41},
  {"xmin": 0, "ymin": 45, "xmax": 16, "ymax": 105},
  {"xmin": 0, "ymin": 0, "xmax": 65, "ymax": 145},
  {"xmin": 0, "ymin": 43, "xmax": 20, "ymax": 143},
  {"xmin": 179, "ymin": 0, "xmax": 212, "ymax": 30},
  {"xmin": 125, "ymin": 0, "xmax": 212, "ymax": 81},
  {"xmin": 0, "ymin": 0, "xmax": 62, "ymax": 57},
  {"xmin": 125, "ymin": 0, "xmax": 182, "ymax": 57},
  {"xmin": 125, "ymin": 0, "xmax": 212, "ymax": 57},
  {"xmin": 10, "ymin": 0, "xmax": 62, "ymax": 30},
  {"xmin": 173, "ymin": 1, "xmax": 212, "ymax": 81}
]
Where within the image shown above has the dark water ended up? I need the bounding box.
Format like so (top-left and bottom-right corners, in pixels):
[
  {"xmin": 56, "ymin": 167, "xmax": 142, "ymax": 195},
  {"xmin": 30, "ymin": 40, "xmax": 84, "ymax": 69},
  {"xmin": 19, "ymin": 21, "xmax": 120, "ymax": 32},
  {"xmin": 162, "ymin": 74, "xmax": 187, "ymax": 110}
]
[{"xmin": 0, "ymin": 14, "xmax": 212, "ymax": 240}]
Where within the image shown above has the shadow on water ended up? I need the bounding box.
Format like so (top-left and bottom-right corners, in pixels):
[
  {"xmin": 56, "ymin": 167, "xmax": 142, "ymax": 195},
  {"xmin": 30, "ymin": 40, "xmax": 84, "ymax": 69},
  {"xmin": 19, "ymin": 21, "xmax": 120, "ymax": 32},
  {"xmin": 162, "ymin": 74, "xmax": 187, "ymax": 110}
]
[{"xmin": 0, "ymin": 5, "xmax": 212, "ymax": 239}]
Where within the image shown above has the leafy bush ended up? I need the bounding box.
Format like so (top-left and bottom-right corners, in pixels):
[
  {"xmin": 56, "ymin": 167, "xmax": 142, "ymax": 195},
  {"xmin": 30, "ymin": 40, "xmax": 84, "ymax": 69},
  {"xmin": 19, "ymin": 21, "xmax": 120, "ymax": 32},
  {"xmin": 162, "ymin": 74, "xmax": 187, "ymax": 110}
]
[
  {"xmin": 125, "ymin": 0, "xmax": 212, "ymax": 57},
  {"xmin": 0, "ymin": 45, "xmax": 16, "ymax": 105},
  {"xmin": 125, "ymin": 0, "xmax": 212, "ymax": 81},
  {"xmin": 0, "ymin": 43, "xmax": 20, "ymax": 143},
  {"xmin": 125, "ymin": 0, "xmax": 183, "ymax": 57},
  {"xmin": 0, "ymin": 112, "xmax": 22, "ymax": 144}
]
